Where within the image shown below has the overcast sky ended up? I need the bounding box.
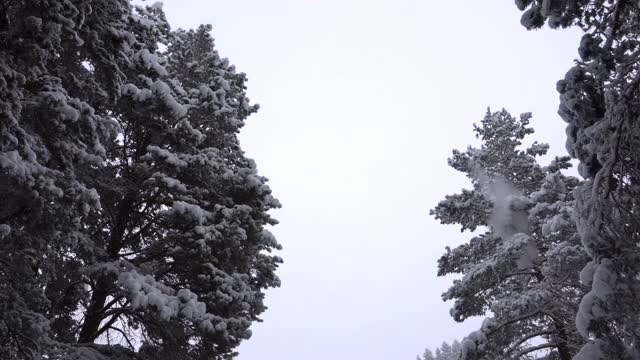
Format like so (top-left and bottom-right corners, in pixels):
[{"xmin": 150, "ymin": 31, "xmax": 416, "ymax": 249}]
[{"xmin": 151, "ymin": 1, "xmax": 582, "ymax": 359}]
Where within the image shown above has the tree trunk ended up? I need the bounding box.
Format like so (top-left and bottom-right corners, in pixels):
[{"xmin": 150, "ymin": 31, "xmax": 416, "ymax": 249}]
[
  {"xmin": 553, "ymin": 317, "xmax": 572, "ymax": 360},
  {"xmin": 78, "ymin": 189, "xmax": 137, "ymax": 343},
  {"xmin": 77, "ymin": 278, "xmax": 110, "ymax": 343}
]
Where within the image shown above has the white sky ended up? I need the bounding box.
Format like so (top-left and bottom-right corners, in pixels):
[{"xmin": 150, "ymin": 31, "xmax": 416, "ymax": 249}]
[{"xmin": 152, "ymin": 1, "xmax": 582, "ymax": 359}]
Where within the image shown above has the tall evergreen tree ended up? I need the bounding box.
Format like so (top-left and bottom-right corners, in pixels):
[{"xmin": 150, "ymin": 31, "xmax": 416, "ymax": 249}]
[
  {"xmin": 0, "ymin": 2, "xmax": 281, "ymax": 359},
  {"xmin": 431, "ymin": 109, "xmax": 588, "ymax": 359},
  {"xmin": 514, "ymin": 2, "xmax": 640, "ymax": 358}
]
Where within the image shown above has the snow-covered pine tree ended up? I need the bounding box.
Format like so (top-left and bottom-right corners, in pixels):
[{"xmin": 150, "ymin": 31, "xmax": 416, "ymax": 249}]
[
  {"xmin": 1, "ymin": 2, "xmax": 281, "ymax": 359},
  {"xmin": 0, "ymin": 0, "xmax": 136, "ymax": 357},
  {"xmin": 513, "ymin": 2, "xmax": 640, "ymax": 358},
  {"xmin": 431, "ymin": 109, "xmax": 588, "ymax": 360},
  {"xmin": 418, "ymin": 340, "xmax": 462, "ymax": 360},
  {"xmin": 421, "ymin": 349, "xmax": 436, "ymax": 360}
]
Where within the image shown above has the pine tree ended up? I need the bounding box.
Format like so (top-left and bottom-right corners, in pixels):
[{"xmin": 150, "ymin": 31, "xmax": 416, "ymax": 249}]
[
  {"xmin": 431, "ymin": 109, "xmax": 588, "ymax": 359},
  {"xmin": 0, "ymin": 1, "xmax": 281, "ymax": 359},
  {"xmin": 419, "ymin": 340, "xmax": 462, "ymax": 360},
  {"xmin": 421, "ymin": 349, "xmax": 436, "ymax": 360},
  {"xmin": 1, "ymin": 0, "xmax": 136, "ymax": 357},
  {"xmin": 514, "ymin": 2, "xmax": 640, "ymax": 358}
]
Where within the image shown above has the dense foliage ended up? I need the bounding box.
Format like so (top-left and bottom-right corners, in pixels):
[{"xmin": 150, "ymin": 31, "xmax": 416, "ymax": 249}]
[
  {"xmin": 514, "ymin": 1, "xmax": 640, "ymax": 358},
  {"xmin": 0, "ymin": 1, "xmax": 281, "ymax": 359}
]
